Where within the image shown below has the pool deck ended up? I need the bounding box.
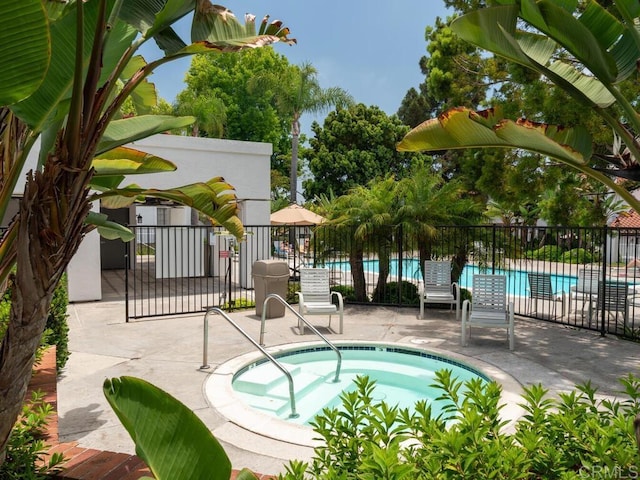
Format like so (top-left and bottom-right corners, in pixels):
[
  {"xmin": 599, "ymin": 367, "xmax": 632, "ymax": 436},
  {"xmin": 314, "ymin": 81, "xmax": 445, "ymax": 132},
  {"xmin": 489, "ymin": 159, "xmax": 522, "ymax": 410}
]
[{"xmin": 59, "ymin": 298, "xmax": 640, "ymax": 476}]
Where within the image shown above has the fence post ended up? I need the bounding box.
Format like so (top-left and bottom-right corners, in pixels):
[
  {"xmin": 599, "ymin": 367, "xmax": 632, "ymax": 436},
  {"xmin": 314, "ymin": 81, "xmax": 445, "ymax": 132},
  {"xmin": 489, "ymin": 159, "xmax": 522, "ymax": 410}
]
[
  {"xmin": 397, "ymin": 224, "xmax": 403, "ymax": 306},
  {"xmin": 125, "ymin": 230, "xmax": 130, "ymax": 323},
  {"xmin": 491, "ymin": 224, "xmax": 497, "ymax": 274},
  {"xmin": 600, "ymin": 225, "xmax": 608, "ymax": 336}
]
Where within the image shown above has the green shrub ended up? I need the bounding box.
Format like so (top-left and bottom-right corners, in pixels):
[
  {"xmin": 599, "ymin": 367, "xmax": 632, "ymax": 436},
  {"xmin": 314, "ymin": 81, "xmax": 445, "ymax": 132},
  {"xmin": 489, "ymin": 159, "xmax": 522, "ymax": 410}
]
[
  {"xmin": 0, "ymin": 390, "xmax": 65, "ymax": 479},
  {"xmin": 526, "ymin": 245, "xmax": 563, "ymax": 262},
  {"xmin": 559, "ymin": 248, "xmax": 593, "ymax": 264},
  {"xmin": 222, "ymin": 298, "xmax": 255, "ymax": 310},
  {"xmin": 287, "ymin": 281, "xmax": 300, "ymax": 304},
  {"xmin": 47, "ymin": 275, "xmax": 69, "ymax": 371},
  {"xmin": 278, "ymin": 373, "xmax": 640, "ymax": 479},
  {"xmin": 372, "ymin": 281, "xmax": 419, "ymax": 305},
  {"xmin": 329, "ymin": 285, "xmax": 357, "ymax": 303}
]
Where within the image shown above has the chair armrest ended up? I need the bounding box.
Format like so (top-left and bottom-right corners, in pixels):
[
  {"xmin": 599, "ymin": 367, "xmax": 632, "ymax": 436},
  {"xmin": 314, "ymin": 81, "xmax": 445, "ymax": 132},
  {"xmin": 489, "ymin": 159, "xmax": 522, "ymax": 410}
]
[
  {"xmin": 452, "ymin": 282, "xmax": 459, "ymax": 295},
  {"xmin": 296, "ymin": 292, "xmax": 304, "ymax": 304},
  {"xmin": 461, "ymin": 299, "xmax": 470, "ymax": 321},
  {"xmin": 330, "ymin": 290, "xmax": 344, "ymax": 309}
]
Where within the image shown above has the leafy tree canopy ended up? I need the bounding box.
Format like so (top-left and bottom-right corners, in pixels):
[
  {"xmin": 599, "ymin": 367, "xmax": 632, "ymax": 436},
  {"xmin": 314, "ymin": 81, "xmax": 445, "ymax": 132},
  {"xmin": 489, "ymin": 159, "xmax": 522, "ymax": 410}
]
[
  {"xmin": 176, "ymin": 47, "xmax": 293, "ymax": 154},
  {"xmin": 303, "ymin": 104, "xmax": 428, "ymax": 199}
]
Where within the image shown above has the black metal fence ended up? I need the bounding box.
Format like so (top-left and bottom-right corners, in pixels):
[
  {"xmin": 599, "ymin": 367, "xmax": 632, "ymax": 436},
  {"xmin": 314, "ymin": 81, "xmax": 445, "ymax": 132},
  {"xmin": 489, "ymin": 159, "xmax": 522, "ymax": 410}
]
[{"xmin": 123, "ymin": 224, "xmax": 640, "ymax": 340}]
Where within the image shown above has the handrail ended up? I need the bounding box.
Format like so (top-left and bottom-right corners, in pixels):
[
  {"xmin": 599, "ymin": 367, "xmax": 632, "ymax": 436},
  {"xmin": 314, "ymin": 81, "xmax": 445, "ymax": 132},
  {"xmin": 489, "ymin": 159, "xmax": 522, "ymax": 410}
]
[
  {"xmin": 200, "ymin": 307, "xmax": 299, "ymax": 419},
  {"xmin": 259, "ymin": 293, "xmax": 342, "ymax": 383}
]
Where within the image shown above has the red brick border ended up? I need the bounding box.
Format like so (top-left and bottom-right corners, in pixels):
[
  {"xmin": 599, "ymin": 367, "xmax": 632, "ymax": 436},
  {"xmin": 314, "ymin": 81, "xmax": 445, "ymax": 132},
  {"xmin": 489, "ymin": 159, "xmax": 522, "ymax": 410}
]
[{"xmin": 29, "ymin": 348, "xmax": 275, "ymax": 479}]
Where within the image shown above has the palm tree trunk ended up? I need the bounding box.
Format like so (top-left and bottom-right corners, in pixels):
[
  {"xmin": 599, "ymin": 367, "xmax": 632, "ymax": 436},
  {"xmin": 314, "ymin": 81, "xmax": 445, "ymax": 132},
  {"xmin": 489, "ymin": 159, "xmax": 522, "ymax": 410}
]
[
  {"xmin": 350, "ymin": 244, "xmax": 367, "ymax": 302},
  {"xmin": 0, "ymin": 163, "xmax": 90, "ymax": 465},
  {"xmin": 290, "ymin": 129, "xmax": 299, "ymax": 203}
]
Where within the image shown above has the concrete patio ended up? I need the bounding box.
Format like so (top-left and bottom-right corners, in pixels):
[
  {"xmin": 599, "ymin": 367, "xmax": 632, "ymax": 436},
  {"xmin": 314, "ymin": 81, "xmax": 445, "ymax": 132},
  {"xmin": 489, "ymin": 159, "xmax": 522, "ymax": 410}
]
[{"xmin": 57, "ymin": 297, "xmax": 640, "ymax": 476}]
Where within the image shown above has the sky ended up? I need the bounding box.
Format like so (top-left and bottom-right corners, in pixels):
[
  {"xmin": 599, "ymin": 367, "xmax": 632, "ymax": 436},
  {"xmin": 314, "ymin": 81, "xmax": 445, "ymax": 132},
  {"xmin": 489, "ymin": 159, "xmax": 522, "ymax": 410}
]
[{"xmin": 141, "ymin": 1, "xmax": 453, "ymax": 133}]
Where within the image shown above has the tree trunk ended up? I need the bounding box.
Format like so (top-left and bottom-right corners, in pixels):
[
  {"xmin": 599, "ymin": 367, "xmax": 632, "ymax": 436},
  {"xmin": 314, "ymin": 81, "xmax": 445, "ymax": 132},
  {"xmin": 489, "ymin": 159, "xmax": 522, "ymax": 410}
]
[
  {"xmin": 0, "ymin": 162, "xmax": 90, "ymax": 465},
  {"xmin": 350, "ymin": 245, "xmax": 367, "ymax": 302},
  {"xmin": 290, "ymin": 116, "xmax": 300, "ymax": 204}
]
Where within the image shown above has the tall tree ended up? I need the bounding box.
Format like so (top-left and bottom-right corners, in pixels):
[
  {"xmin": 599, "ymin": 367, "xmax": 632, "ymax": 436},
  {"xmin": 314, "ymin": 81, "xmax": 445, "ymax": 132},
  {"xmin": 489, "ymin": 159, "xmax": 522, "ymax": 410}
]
[
  {"xmin": 396, "ymin": 162, "xmax": 483, "ymax": 282},
  {"xmin": 249, "ymin": 62, "xmax": 354, "ymax": 203},
  {"xmin": 304, "ymin": 104, "xmax": 427, "ymax": 199},
  {"xmin": 0, "ymin": 0, "xmax": 293, "ymax": 466},
  {"xmin": 177, "ymin": 47, "xmax": 291, "ymax": 148}
]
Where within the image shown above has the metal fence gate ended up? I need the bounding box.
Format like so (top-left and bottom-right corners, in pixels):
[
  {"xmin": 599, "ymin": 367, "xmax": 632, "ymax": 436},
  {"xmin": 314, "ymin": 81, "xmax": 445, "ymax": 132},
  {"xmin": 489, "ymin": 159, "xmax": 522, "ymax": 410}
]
[{"xmin": 123, "ymin": 224, "xmax": 640, "ymax": 341}]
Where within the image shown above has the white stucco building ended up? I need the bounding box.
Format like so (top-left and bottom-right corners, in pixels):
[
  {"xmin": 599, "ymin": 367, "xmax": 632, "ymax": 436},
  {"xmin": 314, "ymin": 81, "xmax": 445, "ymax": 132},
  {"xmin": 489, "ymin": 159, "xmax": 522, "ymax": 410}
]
[{"xmin": 17, "ymin": 134, "xmax": 272, "ymax": 301}]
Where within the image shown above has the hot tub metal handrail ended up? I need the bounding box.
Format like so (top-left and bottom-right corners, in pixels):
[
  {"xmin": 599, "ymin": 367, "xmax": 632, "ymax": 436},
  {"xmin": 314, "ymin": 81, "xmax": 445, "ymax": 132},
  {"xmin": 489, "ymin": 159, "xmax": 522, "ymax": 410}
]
[
  {"xmin": 201, "ymin": 307, "xmax": 299, "ymax": 419},
  {"xmin": 259, "ymin": 293, "xmax": 342, "ymax": 383}
]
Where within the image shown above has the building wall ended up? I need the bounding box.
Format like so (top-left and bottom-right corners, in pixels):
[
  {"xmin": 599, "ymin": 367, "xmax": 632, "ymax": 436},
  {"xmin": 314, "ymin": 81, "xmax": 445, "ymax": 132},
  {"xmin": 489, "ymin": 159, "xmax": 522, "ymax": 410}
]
[{"xmin": 18, "ymin": 135, "xmax": 272, "ymax": 301}]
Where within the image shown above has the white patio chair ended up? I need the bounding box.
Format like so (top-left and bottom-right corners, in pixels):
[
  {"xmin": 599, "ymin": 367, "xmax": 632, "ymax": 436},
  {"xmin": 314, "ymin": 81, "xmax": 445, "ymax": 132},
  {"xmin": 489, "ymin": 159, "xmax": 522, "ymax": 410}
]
[
  {"xmin": 589, "ymin": 280, "xmax": 630, "ymax": 329},
  {"xmin": 296, "ymin": 268, "xmax": 344, "ymax": 334},
  {"xmin": 569, "ymin": 267, "xmax": 601, "ymax": 316},
  {"xmin": 527, "ymin": 272, "xmax": 566, "ymax": 319},
  {"xmin": 419, "ymin": 260, "xmax": 460, "ymax": 320},
  {"xmin": 461, "ymin": 274, "xmax": 514, "ymax": 350}
]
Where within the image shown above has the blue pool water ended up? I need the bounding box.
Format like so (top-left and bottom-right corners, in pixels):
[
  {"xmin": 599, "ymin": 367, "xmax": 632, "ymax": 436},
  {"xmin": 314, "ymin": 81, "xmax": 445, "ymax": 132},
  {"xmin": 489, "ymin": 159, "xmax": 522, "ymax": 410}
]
[
  {"xmin": 232, "ymin": 344, "xmax": 488, "ymax": 425},
  {"xmin": 326, "ymin": 259, "xmax": 577, "ymax": 297}
]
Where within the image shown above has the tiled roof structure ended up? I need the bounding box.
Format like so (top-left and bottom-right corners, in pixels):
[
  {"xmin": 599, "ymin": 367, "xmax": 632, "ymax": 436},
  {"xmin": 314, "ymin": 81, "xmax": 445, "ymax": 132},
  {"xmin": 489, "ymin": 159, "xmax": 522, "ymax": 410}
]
[{"xmin": 610, "ymin": 210, "xmax": 640, "ymax": 229}]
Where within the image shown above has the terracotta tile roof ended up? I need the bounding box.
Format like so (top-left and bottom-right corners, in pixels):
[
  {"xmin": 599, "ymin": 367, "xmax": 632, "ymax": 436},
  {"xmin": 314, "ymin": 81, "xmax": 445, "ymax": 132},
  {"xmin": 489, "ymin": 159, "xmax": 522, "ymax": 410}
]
[{"xmin": 611, "ymin": 210, "xmax": 640, "ymax": 228}]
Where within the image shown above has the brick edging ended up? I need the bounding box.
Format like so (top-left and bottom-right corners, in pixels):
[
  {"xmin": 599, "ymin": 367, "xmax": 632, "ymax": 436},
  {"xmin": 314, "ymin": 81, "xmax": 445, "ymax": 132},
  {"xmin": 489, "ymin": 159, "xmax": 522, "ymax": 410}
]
[{"xmin": 29, "ymin": 347, "xmax": 274, "ymax": 479}]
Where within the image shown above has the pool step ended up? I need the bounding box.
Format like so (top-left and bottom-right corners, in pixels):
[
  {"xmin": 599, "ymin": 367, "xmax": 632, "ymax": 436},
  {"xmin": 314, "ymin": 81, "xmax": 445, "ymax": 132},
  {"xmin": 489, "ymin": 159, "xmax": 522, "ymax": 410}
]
[{"xmin": 234, "ymin": 362, "xmax": 314, "ymax": 396}]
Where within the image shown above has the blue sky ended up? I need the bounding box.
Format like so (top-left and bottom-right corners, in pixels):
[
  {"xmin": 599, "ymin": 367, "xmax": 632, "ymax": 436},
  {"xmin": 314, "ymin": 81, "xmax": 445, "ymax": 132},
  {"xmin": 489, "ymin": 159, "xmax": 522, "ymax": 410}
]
[{"xmin": 141, "ymin": 1, "xmax": 452, "ymax": 132}]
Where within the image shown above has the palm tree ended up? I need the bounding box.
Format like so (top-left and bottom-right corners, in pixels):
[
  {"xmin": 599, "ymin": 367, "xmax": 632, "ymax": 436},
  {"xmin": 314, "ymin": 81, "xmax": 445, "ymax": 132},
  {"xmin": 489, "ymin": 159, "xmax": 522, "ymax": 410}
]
[
  {"xmin": 319, "ymin": 177, "xmax": 398, "ymax": 302},
  {"xmin": 396, "ymin": 163, "xmax": 482, "ymax": 282},
  {"xmin": 250, "ymin": 62, "xmax": 353, "ymax": 203}
]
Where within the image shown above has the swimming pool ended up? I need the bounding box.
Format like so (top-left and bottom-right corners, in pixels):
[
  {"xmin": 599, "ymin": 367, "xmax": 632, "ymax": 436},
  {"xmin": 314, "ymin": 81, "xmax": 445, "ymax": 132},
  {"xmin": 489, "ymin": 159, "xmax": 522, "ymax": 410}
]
[{"xmin": 326, "ymin": 259, "xmax": 577, "ymax": 297}]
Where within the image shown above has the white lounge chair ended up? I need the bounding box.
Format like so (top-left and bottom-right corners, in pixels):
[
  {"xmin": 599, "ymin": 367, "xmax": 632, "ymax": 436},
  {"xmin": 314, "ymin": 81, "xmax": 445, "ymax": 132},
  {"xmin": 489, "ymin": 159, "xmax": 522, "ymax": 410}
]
[
  {"xmin": 569, "ymin": 268, "xmax": 601, "ymax": 316},
  {"xmin": 461, "ymin": 274, "xmax": 514, "ymax": 350},
  {"xmin": 419, "ymin": 260, "xmax": 460, "ymax": 320},
  {"xmin": 589, "ymin": 280, "xmax": 630, "ymax": 329},
  {"xmin": 527, "ymin": 272, "xmax": 565, "ymax": 319},
  {"xmin": 296, "ymin": 268, "xmax": 344, "ymax": 334}
]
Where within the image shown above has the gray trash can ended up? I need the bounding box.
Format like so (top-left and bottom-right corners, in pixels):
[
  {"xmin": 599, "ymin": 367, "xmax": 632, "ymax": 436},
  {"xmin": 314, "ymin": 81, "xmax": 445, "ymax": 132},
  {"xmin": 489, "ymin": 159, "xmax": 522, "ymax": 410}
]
[{"xmin": 253, "ymin": 260, "xmax": 290, "ymax": 318}]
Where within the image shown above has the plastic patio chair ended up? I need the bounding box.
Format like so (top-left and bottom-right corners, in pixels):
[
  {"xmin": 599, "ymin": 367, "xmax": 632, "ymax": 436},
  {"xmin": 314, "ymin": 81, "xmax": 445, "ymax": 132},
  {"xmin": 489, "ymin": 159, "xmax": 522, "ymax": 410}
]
[
  {"xmin": 296, "ymin": 268, "xmax": 344, "ymax": 334},
  {"xmin": 569, "ymin": 268, "xmax": 601, "ymax": 317},
  {"xmin": 527, "ymin": 272, "xmax": 566, "ymax": 319},
  {"xmin": 461, "ymin": 274, "xmax": 515, "ymax": 350},
  {"xmin": 419, "ymin": 260, "xmax": 460, "ymax": 320}
]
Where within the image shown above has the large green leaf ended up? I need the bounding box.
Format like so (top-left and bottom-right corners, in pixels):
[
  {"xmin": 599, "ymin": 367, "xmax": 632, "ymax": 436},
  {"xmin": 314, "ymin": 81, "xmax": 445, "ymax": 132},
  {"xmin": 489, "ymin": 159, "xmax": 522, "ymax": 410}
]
[
  {"xmin": 451, "ymin": 6, "xmax": 616, "ymax": 108},
  {"xmin": 10, "ymin": 0, "xmax": 136, "ymax": 131},
  {"xmin": 92, "ymin": 147, "xmax": 177, "ymax": 176},
  {"xmin": 397, "ymin": 107, "xmax": 590, "ymax": 165},
  {"xmin": 86, "ymin": 212, "xmax": 135, "ymax": 241},
  {"xmin": 0, "ymin": 0, "xmax": 50, "ymax": 105},
  {"xmin": 97, "ymin": 115, "xmax": 195, "ymax": 155},
  {"xmin": 95, "ymin": 178, "xmax": 244, "ymax": 238},
  {"xmin": 397, "ymin": 106, "xmax": 640, "ymax": 214},
  {"xmin": 104, "ymin": 376, "xmax": 232, "ymax": 480}
]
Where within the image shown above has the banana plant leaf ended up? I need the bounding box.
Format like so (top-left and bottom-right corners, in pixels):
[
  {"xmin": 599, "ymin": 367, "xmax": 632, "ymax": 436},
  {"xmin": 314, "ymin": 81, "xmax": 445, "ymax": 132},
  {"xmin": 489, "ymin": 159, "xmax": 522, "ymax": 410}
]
[
  {"xmin": 86, "ymin": 212, "xmax": 135, "ymax": 241},
  {"xmin": 0, "ymin": 0, "xmax": 49, "ymax": 105},
  {"xmin": 94, "ymin": 178, "xmax": 244, "ymax": 238},
  {"xmin": 397, "ymin": 106, "xmax": 640, "ymax": 213},
  {"xmin": 10, "ymin": 1, "xmax": 137, "ymax": 130},
  {"xmin": 103, "ymin": 376, "xmax": 233, "ymax": 480},
  {"xmin": 92, "ymin": 147, "xmax": 177, "ymax": 176},
  {"xmin": 97, "ymin": 115, "xmax": 196, "ymax": 155}
]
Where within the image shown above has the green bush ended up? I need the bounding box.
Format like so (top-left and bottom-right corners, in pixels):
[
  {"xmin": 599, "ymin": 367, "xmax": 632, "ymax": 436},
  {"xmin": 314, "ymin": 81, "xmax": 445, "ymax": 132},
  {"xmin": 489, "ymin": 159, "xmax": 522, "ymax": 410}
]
[
  {"xmin": 526, "ymin": 245, "xmax": 563, "ymax": 262},
  {"xmin": 287, "ymin": 281, "xmax": 300, "ymax": 304},
  {"xmin": 329, "ymin": 285, "xmax": 357, "ymax": 303},
  {"xmin": 278, "ymin": 373, "xmax": 640, "ymax": 479},
  {"xmin": 0, "ymin": 391, "xmax": 65, "ymax": 479},
  {"xmin": 372, "ymin": 281, "xmax": 420, "ymax": 305},
  {"xmin": 47, "ymin": 275, "xmax": 70, "ymax": 371},
  {"xmin": 559, "ymin": 248, "xmax": 593, "ymax": 264}
]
